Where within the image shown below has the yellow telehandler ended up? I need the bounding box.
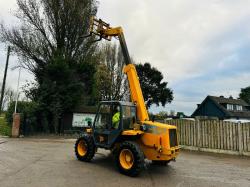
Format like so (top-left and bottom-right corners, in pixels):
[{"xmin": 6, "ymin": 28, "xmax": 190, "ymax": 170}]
[{"xmin": 75, "ymin": 17, "xmax": 179, "ymax": 176}]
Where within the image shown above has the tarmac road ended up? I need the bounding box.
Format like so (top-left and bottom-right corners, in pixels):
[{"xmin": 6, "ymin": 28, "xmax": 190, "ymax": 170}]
[{"xmin": 0, "ymin": 137, "xmax": 250, "ymax": 187}]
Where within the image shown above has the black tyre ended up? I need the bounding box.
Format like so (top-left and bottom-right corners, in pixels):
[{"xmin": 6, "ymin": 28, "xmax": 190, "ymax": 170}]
[
  {"xmin": 115, "ymin": 141, "xmax": 144, "ymax": 177},
  {"xmin": 152, "ymin": 160, "xmax": 170, "ymax": 166},
  {"xmin": 75, "ymin": 135, "xmax": 96, "ymax": 162}
]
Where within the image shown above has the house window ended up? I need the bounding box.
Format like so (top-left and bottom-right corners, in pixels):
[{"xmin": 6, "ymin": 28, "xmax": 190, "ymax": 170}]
[
  {"xmin": 236, "ymin": 105, "xmax": 243, "ymax": 111},
  {"xmin": 227, "ymin": 104, "xmax": 234, "ymax": 110}
]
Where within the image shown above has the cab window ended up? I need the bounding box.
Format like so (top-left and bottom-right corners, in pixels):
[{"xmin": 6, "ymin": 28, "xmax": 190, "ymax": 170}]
[
  {"xmin": 95, "ymin": 104, "xmax": 111, "ymax": 129},
  {"xmin": 122, "ymin": 106, "xmax": 136, "ymax": 130}
]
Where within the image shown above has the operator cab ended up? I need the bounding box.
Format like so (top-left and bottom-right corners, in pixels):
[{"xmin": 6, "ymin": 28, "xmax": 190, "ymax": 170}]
[{"xmin": 93, "ymin": 101, "xmax": 136, "ymax": 148}]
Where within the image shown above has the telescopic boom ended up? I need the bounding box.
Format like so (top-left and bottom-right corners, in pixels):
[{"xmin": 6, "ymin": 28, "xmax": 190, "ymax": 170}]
[{"xmin": 89, "ymin": 17, "xmax": 149, "ymax": 121}]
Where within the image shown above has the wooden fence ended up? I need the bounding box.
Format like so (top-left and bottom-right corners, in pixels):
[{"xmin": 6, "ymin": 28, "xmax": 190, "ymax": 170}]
[{"xmin": 164, "ymin": 119, "xmax": 250, "ymax": 156}]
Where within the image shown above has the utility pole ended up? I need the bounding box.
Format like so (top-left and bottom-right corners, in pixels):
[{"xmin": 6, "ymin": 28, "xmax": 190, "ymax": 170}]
[
  {"xmin": 0, "ymin": 46, "xmax": 11, "ymax": 114},
  {"xmin": 14, "ymin": 67, "xmax": 21, "ymax": 114}
]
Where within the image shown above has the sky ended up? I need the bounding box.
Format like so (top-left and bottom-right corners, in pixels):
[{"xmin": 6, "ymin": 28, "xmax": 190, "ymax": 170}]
[{"xmin": 0, "ymin": 0, "xmax": 250, "ymax": 115}]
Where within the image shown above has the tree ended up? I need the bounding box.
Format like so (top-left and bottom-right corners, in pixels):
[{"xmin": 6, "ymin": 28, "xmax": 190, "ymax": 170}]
[
  {"xmin": 156, "ymin": 111, "xmax": 169, "ymax": 120},
  {"xmin": 1, "ymin": 0, "xmax": 98, "ymax": 73},
  {"xmin": 94, "ymin": 42, "xmax": 129, "ymax": 101},
  {"xmin": 0, "ymin": 0, "xmax": 99, "ymax": 133},
  {"xmin": 170, "ymin": 110, "xmax": 175, "ymax": 116},
  {"xmin": 239, "ymin": 86, "xmax": 250, "ymax": 104},
  {"xmin": 136, "ymin": 63, "xmax": 173, "ymax": 108},
  {"xmin": 158, "ymin": 111, "xmax": 169, "ymax": 117}
]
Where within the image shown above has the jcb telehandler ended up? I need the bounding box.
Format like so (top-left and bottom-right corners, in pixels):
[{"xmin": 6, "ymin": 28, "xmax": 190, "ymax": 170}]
[{"xmin": 75, "ymin": 17, "xmax": 179, "ymax": 177}]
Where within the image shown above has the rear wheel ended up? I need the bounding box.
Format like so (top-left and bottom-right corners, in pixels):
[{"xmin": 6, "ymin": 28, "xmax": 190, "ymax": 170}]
[
  {"xmin": 75, "ymin": 135, "xmax": 95, "ymax": 162},
  {"xmin": 115, "ymin": 141, "xmax": 144, "ymax": 177}
]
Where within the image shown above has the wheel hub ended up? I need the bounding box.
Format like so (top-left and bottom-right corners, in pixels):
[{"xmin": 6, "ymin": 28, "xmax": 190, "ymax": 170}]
[
  {"xmin": 77, "ymin": 139, "xmax": 87, "ymax": 156},
  {"xmin": 119, "ymin": 149, "xmax": 134, "ymax": 170}
]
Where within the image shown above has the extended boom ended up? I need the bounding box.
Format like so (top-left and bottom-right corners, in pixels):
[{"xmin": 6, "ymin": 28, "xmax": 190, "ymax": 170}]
[{"xmin": 89, "ymin": 17, "xmax": 149, "ymax": 121}]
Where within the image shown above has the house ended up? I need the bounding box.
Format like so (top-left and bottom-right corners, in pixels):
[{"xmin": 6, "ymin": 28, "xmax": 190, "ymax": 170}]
[{"xmin": 192, "ymin": 95, "xmax": 250, "ymax": 120}]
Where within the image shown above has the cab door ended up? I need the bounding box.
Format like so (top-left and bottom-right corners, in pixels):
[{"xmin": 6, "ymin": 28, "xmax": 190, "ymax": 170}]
[{"xmin": 93, "ymin": 102, "xmax": 122, "ymax": 148}]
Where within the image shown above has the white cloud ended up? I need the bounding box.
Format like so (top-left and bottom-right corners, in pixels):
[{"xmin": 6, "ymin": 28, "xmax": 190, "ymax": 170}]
[
  {"xmin": 0, "ymin": 0, "xmax": 17, "ymax": 24},
  {"xmin": 98, "ymin": 0, "xmax": 250, "ymax": 114},
  {"xmin": 0, "ymin": 0, "xmax": 250, "ymax": 114},
  {"xmin": 98, "ymin": 0, "xmax": 250, "ymax": 82}
]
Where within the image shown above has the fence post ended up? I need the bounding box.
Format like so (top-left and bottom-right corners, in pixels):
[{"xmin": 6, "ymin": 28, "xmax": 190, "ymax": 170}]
[
  {"xmin": 196, "ymin": 117, "xmax": 201, "ymax": 150},
  {"xmin": 238, "ymin": 122, "xmax": 243, "ymax": 155}
]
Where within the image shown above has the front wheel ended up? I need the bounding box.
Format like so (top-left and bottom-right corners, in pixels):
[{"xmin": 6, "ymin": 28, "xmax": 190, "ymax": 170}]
[
  {"xmin": 75, "ymin": 135, "xmax": 96, "ymax": 162},
  {"xmin": 115, "ymin": 141, "xmax": 144, "ymax": 177}
]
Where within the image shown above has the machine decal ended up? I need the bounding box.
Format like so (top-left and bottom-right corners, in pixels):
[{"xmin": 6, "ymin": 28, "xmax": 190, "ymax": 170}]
[{"xmin": 143, "ymin": 124, "xmax": 167, "ymax": 134}]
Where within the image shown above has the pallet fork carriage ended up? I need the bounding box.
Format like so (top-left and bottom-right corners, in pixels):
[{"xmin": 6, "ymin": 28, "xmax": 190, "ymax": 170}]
[{"xmin": 75, "ymin": 17, "xmax": 179, "ymax": 177}]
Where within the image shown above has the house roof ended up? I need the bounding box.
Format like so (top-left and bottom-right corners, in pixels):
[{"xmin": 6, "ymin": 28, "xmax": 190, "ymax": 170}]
[
  {"xmin": 209, "ymin": 96, "xmax": 249, "ymax": 106},
  {"xmin": 209, "ymin": 96, "xmax": 250, "ymax": 118},
  {"xmin": 192, "ymin": 95, "xmax": 250, "ymax": 119},
  {"xmin": 227, "ymin": 110, "xmax": 250, "ymax": 118}
]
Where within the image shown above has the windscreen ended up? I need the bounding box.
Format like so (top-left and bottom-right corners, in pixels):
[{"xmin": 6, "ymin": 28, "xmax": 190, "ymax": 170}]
[{"xmin": 95, "ymin": 104, "xmax": 111, "ymax": 130}]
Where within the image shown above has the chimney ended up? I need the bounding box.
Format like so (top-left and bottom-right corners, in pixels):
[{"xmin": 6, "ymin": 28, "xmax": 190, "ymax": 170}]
[{"xmin": 197, "ymin": 104, "xmax": 200, "ymax": 108}]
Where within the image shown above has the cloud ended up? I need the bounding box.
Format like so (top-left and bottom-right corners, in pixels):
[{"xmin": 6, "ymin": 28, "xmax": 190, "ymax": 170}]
[
  {"xmin": 98, "ymin": 0, "xmax": 250, "ymax": 114},
  {"xmin": 98, "ymin": 0, "xmax": 250, "ymax": 80},
  {"xmin": 0, "ymin": 0, "xmax": 18, "ymax": 24},
  {"xmin": 0, "ymin": 0, "xmax": 250, "ymax": 115}
]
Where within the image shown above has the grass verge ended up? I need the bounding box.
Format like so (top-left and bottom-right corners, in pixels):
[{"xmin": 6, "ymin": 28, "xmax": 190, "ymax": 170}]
[{"xmin": 0, "ymin": 114, "xmax": 11, "ymax": 136}]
